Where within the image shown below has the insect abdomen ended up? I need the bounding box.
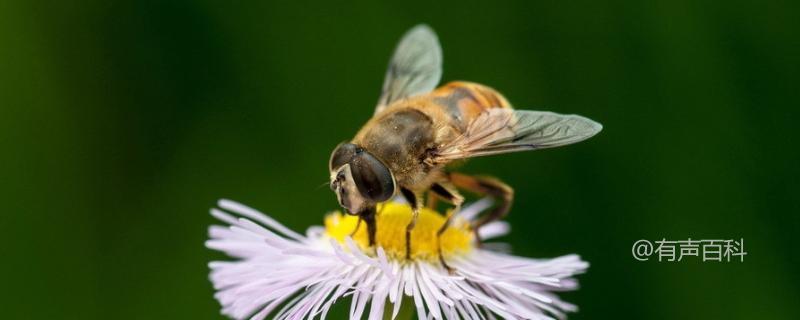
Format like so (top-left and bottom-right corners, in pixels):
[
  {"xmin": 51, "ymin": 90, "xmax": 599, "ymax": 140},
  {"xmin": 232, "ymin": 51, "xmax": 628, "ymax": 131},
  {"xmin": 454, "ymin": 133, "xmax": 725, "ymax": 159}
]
[{"xmin": 429, "ymin": 81, "xmax": 512, "ymax": 131}]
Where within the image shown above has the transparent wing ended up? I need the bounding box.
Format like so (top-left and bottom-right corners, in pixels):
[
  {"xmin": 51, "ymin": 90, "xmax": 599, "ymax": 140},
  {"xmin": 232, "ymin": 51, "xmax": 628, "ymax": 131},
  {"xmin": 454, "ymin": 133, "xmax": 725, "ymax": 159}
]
[
  {"xmin": 432, "ymin": 109, "xmax": 602, "ymax": 162},
  {"xmin": 375, "ymin": 24, "xmax": 442, "ymax": 115}
]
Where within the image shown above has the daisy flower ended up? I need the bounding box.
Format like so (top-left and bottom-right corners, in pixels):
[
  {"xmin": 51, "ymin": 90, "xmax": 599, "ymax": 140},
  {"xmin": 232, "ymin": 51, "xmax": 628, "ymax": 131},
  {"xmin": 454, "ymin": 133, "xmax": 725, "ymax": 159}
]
[{"xmin": 206, "ymin": 199, "xmax": 588, "ymax": 320}]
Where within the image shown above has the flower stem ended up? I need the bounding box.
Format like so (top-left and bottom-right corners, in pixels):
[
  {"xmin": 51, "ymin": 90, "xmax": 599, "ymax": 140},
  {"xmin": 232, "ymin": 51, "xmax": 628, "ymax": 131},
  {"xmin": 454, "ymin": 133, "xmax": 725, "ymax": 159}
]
[{"xmin": 384, "ymin": 297, "xmax": 416, "ymax": 320}]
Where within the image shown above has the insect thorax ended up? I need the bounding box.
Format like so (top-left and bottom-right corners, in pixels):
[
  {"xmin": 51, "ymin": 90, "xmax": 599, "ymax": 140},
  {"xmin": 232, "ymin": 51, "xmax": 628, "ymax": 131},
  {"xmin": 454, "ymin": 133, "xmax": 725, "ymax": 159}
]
[{"xmin": 354, "ymin": 108, "xmax": 437, "ymax": 187}]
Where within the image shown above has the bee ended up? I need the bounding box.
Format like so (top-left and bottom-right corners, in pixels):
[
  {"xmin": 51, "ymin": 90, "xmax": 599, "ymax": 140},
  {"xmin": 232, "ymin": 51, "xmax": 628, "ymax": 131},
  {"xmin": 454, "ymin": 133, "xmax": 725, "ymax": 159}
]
[{"xmin": 329, "ymin": 25, "xmax": 602, "ymax": 265}]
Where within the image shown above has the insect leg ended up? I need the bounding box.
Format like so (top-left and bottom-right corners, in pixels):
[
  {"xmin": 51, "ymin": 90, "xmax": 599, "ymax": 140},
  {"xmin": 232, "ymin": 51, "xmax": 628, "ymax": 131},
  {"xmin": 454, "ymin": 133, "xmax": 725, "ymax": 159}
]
[
  {"xmin": 360, "ymin": 206, "xmax": 377, "ymax": 246},
  {"xmin": 431, "ymin": 182, "xmax": 464, "ymax": 236},
  {"xmin": 449, "ymin": 173, "xmax": 514, "ymax": 244},
  {"xmin": 400, "ymin": 188, "xmax": 421, "ymax": 259},
  {"xmin": 426, "ymin": 190, "xmax": 440, "ymax": 209},
  {"xmin": 430, "ymin": 182, "xmax": 464, "ymax": 272}
]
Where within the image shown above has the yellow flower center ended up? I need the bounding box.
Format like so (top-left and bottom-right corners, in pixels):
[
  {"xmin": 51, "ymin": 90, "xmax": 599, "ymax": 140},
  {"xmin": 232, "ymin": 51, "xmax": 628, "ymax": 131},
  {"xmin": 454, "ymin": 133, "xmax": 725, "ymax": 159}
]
[{"xmin": 324, "ymin": 202, "xmax": 474, "ymax": 261}]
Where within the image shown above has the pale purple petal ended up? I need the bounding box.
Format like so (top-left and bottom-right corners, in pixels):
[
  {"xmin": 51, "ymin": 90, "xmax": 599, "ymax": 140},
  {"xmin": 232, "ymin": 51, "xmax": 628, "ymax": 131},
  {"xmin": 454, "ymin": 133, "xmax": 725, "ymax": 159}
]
[{"xmin": 207, "ymin": 200, "xmax": 588, "ymax": 320}]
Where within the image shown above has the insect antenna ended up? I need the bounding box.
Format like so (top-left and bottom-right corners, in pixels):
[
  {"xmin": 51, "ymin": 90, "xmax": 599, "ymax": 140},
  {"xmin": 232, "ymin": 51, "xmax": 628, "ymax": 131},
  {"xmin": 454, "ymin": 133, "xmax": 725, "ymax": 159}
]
[{"xmin": 316, "ymin": 181, "xmax": 332, "ymax": 190}]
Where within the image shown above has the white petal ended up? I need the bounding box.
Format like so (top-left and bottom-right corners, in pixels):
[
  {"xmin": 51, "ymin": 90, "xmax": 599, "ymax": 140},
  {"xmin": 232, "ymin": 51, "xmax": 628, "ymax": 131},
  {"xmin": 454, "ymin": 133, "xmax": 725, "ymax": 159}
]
[{"xmin": 206, "ymin": 200, "xmax": 589, "ymax": 320}]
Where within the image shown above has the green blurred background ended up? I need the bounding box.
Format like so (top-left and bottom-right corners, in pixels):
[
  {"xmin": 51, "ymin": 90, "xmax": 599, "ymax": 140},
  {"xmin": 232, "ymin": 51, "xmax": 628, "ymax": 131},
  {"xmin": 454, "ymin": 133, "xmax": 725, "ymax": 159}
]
[{"xmin": 2, "ymin": 0, "xmax": 799, "ymax": 319}]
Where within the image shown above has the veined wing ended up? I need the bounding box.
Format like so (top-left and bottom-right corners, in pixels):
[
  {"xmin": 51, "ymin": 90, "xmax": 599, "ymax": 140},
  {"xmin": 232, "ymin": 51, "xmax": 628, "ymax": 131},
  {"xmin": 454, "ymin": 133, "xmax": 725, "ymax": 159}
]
[
  {"xmin": 375, "ymin": 24, "xmax": 442, "ymax": 115},
  {"xmin": 431, "ymin": 109, "xmax": 602, "ymax": 163}
]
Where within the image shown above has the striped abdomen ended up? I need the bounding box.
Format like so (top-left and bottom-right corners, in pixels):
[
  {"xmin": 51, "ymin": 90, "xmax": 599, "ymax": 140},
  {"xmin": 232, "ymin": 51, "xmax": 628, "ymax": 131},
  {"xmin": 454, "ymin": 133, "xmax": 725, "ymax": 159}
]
[{"xmin": 428, "ymin": 81, "xmax": 512, "ymax": 132}]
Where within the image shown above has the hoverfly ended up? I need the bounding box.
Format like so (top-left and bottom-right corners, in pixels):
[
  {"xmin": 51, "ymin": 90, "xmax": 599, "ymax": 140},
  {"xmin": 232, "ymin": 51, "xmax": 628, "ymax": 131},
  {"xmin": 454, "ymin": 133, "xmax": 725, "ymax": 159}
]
[{"xmin": 328, "ymin": 25, "xmax": 602, "ymax": 266}]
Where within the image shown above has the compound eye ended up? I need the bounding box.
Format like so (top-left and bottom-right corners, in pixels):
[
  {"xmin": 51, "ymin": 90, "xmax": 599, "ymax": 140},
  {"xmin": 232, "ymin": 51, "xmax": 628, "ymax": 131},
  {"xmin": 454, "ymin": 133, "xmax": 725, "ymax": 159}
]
[
  {"xmin": 350, "ymin": 151, "xmax": 395, "ymax": 202},
  {"xmin": 329, "ymin": 142, "xmax": 358, "ymax": 171}
]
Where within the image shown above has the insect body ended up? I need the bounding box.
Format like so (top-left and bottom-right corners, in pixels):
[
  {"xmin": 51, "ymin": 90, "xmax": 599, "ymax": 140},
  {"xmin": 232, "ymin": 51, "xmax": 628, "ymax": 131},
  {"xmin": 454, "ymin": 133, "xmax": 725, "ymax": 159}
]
[{"xmin": 329, "ymin": 25, "xmax": 602, "ymax": 265}]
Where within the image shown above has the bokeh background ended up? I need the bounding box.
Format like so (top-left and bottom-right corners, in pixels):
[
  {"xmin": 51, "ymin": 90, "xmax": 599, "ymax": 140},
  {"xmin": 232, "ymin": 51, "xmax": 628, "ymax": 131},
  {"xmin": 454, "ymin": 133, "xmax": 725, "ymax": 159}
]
[{"xmin": 3, "ymin": 0, "xmax": 799, "ymax": 319}]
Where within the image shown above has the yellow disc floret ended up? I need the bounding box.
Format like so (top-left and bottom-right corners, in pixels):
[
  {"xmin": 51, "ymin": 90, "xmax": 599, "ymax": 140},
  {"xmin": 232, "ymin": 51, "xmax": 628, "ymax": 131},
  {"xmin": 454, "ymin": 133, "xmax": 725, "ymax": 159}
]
[{"xmin": 325, "ymin": 202, "xmax": 473, "ymax": 261}]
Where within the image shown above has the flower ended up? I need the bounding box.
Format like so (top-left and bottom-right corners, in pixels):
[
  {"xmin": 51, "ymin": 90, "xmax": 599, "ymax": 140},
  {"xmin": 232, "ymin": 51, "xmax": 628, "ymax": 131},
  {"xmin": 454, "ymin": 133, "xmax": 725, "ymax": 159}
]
[{"xmin": 206, "ymin": 199, "xmax": 588, "ymax": 320}]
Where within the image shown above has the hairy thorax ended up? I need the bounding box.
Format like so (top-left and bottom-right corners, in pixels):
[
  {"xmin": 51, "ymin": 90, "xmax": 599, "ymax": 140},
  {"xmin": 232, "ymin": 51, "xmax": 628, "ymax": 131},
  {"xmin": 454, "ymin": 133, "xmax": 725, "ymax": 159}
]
[{"xmin": 353, "ymin": 104, "xmax": 454, "ymax": 191}]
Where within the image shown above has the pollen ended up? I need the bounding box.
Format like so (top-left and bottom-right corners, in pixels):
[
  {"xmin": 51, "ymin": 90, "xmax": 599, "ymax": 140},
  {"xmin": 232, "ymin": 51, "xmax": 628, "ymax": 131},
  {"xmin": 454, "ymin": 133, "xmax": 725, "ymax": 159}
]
[{"xmin": 324, "ymin": 202, "xmax": 474, "ymax": 261}]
